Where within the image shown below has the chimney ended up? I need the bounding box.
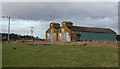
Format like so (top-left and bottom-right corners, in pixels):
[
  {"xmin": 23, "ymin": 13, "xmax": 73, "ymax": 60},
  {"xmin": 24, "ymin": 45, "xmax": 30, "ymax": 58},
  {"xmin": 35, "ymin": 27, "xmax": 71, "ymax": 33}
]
[
  {"xmin": 50, "ymin": 22, "xmax": 60, "ymax": 28},
  {"xmin": 62, "ymin": 21, "xmax": 73, "ymax": 27}
]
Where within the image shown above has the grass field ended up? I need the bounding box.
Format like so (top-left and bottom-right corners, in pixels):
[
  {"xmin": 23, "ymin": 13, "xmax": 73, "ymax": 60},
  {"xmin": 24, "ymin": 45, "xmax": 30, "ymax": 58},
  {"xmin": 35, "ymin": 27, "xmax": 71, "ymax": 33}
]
[{"xmin": 2, "ymin": 42, "xmax": 118, "ymax": 67}]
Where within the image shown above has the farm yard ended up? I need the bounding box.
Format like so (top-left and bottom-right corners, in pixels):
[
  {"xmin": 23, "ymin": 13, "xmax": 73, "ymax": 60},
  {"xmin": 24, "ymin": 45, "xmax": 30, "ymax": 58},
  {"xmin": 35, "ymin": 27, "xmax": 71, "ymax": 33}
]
[{"xmin": 2, "ymin": 41, "xmax": 118, "ymax": 67}]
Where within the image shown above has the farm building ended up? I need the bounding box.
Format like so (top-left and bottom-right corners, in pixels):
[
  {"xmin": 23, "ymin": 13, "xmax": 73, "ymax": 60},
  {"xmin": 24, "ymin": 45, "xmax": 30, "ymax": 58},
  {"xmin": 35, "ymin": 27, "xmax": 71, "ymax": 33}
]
[
  {"xmin": 46, "ymin": 21, "xmax": 116, "ymax": 42},
  {"xmin": 46, "ymin": 22, "xmax": 61, "ymax": 41},
  {"xmin": 58, "ymin": 21, "xmax": 116, "ymax": 42}
]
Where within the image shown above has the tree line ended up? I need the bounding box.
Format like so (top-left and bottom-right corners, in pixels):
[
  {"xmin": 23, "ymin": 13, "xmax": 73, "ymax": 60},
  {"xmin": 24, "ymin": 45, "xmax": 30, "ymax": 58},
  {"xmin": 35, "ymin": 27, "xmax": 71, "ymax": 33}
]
[
  {"xmin": 1, "ymin": 33, "xmax": 45, "ymax": 41},
  {"xmin": 1, "ymin": 33, "xmax": 120, "ymax": 41}
]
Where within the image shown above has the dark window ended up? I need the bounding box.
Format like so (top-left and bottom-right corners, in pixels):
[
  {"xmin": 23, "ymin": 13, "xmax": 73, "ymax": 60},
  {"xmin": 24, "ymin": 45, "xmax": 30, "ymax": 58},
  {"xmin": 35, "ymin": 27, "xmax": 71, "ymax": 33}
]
[
  {"xmin": 77, "ymin": 34, "xmax": 81, "ymax": 41},
  {"xmin": 89, "ymin": 40, "xmax": 92, "ymax": 42}
]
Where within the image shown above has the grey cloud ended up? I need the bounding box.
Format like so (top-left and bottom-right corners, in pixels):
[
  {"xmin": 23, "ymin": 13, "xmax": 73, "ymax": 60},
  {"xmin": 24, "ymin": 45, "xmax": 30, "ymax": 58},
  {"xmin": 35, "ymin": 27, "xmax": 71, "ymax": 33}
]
[
  {"xmin": 2, "ymin": 2, "xmax": 118, "ymax": 38},
  {"xmin": 2, "ymin": 2, "xmax": 117, "ymax": 21}
]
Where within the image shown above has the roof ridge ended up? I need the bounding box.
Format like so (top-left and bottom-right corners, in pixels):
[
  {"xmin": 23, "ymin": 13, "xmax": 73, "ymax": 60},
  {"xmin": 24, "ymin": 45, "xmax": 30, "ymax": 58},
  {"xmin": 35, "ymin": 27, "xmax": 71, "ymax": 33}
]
[
  {"xmin": 72, "ymin": 26, "xmax": 110, "ymax": 29},
  {"xmin": 67, "ymin": 26, "xmax": 116, "ymax": 34}
]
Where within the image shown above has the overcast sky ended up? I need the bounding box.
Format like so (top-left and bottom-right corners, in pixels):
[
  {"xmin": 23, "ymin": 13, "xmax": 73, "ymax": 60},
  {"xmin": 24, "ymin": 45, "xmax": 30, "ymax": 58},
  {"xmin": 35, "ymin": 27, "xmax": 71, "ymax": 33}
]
[{"xmin": 1, "ymin": 2, "xmax": 118, "ymax": 39}]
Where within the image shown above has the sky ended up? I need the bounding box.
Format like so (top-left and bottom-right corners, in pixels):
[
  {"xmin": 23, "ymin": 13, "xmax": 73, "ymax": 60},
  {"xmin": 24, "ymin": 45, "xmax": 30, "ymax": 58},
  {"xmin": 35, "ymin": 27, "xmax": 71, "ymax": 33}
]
[{"xmin": 1, "ymin": 2, "xmax": 118, "ymax": 39}]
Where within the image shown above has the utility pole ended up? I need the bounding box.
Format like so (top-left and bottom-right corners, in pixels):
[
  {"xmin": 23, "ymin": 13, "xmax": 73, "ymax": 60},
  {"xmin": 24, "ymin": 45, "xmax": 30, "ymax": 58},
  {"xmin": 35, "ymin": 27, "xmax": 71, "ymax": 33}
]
[
  {"xmin": 30, "ymin": 27, "xmax": 34, "ymax": 41},
  {"xmin": 1, "ymin": 16, "xmax": 11, "ymax": 43},
  {"xmin": 8, "ymin": 16, "xmax": 11, "ymax": 43}
]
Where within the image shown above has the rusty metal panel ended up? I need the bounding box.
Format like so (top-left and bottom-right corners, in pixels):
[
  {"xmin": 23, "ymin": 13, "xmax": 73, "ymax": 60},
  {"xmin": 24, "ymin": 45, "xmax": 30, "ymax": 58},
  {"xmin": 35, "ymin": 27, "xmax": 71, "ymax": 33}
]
[{"xmin": 71, "ymin": 31, "xmax": 81, "ymax": 41}]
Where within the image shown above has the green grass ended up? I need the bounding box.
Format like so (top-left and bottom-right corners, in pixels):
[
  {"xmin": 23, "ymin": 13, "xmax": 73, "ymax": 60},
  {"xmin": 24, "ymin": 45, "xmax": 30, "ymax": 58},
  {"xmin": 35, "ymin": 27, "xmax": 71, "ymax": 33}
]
[{"xmin": 2, "ymin": 42, "xmax": 118, "ymax": 67}]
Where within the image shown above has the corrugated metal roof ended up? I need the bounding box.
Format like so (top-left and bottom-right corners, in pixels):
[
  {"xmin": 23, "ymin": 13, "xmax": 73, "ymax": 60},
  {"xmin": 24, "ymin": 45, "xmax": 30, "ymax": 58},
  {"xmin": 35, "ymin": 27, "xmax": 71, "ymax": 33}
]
[{"xmin": 67, "ymin": 26, "xmax": 116, "ymax": 34}]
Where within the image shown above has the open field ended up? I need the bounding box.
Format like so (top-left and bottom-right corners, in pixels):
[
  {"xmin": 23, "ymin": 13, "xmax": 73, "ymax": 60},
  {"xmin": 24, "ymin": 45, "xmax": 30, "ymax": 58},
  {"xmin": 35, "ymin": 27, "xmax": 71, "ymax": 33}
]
[{"xmin": 2, "ymin": 42, "xmax": 118, "ymax": 67}]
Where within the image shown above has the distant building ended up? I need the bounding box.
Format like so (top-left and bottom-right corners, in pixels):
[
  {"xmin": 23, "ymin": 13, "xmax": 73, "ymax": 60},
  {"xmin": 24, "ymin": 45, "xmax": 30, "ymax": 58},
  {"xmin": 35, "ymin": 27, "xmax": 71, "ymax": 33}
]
[{"xmin": 46, "ymin": 21, "xmax": 116, "ymax": 42}]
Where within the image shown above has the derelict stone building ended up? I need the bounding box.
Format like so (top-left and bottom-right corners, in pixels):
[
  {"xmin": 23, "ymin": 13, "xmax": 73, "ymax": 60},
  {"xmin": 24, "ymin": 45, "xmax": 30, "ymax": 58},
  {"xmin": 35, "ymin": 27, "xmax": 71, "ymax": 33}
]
[
  {"xmin": 46, "ymin": 22, "xmax": 61, "ymax": 41},
  {"xmin": 46, "ymin": 21, "xmax": 116, "ymax": 42}
]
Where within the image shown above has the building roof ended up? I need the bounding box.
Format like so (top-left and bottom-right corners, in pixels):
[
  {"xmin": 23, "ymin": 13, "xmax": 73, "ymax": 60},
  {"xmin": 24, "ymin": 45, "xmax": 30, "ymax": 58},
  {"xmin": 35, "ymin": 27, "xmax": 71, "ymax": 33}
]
[
  {"xmin": 50, "ymin": 22, "xmax": 61, "ymax": 30},
  {"xmin": 67, "ymin": 26, "xmax": 116, "ymax": 34},
  {"xmin": 51, "ymin": 23, "xmax": 60, "ymax": 24},
  {"xmin": 54, "ymin": 27, "xmax": 61, "ymax": 30},
  {"xmin": 62, "ymin": 21, "xmax": 73, "ymax": 24}
]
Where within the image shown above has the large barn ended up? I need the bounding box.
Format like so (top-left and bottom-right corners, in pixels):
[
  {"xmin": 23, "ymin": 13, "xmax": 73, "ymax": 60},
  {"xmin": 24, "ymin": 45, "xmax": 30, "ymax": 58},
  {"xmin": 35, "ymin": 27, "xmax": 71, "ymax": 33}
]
[{"xmin": 46, "ymin": 21, "xmax": 116, "ymax": 42}]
